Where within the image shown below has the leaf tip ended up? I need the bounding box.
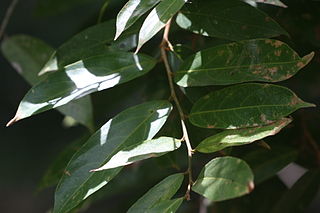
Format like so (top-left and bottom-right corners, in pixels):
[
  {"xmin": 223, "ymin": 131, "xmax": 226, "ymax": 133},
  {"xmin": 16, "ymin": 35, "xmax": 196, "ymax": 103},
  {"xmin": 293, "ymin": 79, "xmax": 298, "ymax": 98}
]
[
  {"xmin": 300, "ymin": 51, "xmax": 315, "ymax": 68},
  {"xmin": 114, "ymin": 32, "xmax": 120, "ymax": 41},
  {"xmin": 247, "ymin": 181, "xmax": 255, "ymax": 193},
  {"xmin": 6, "ymin": 114, "xmax": 21, "ymax": 127}
]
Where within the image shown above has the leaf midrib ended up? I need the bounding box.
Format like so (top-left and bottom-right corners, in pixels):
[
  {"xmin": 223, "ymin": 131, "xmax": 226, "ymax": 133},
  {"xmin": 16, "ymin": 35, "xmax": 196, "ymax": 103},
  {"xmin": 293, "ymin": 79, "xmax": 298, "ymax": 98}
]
[
  {"xmin": 191, "ymin": 103, "xmax": 295, "ymax": 115},
  {"xmin": 177, "ymin": 60, "xmax": 300, "ymax": 74}
]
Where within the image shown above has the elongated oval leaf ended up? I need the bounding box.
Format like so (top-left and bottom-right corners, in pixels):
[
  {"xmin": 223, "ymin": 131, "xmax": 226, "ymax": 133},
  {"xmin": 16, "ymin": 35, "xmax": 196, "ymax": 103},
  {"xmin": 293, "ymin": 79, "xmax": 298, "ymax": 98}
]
[
  {"xmin": 196, "ymin": 118, "xmax": 292, "ymax": 153},
  {"xmin": 175, "ymin": 39, "xmax": 314, "ymax": 87},
  {"xmin": 146, "ymin": 197, "xmax": 184, "ymax": 213},
  {"xmin": 41, "ymin": 19, "xmax": 139, "ymax": 74},
  {"xmin": 128, "ymin": 173, "xmax": 184, "ymax": 213},
  {"xmin": 176, "ymin": 0, "xmax": 287, "ymax": 41},
  {"xmin": 92, "ymin": 137, "xmax": 181, "ymax": 171},
  {"xmin": 53, "ymin": 100, "xmax": 173, "ymax": 213},
  {"xmin": 253, "ymin": 0, "xmax": 287, "ymax": 8},
  {"xmin": 192, "ymin": 156, "xmax": 254, "ymax": 201},
  {"xmin": 115, "ymin": 0, "xmax": 160, "ymax": 40},
  {"xmin": 136, "ymin": 0, "xmax": 186, "ymax": 53},
  {"xmin": 7, "ymin": 51, "xmax": 156, "ymax": 126},
  {"xmin": 1, "ymin": 35, "xmax": 94, "ymax": 130},
  {"xmin": 190, "ymin": 83, "xmax": 315, "ymax": 129}
]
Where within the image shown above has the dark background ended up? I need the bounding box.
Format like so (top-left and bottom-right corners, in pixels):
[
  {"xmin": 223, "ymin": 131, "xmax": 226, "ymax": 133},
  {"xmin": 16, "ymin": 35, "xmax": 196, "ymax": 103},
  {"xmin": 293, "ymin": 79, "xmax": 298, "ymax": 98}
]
[{"xmin": 0, "ymin": 0, "xmax": 320, "ymax": 212}]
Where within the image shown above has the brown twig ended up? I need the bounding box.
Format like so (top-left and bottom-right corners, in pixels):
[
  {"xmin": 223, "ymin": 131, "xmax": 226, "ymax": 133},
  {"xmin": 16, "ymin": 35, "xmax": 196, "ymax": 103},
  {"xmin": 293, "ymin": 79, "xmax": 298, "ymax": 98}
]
[
  {"xmin": 0, "ymin": 0, "xmax": 19, "ymax": 40},
  {"xmin": 160, "ymin": 18, "xmax": 194, "ymax": 200}
]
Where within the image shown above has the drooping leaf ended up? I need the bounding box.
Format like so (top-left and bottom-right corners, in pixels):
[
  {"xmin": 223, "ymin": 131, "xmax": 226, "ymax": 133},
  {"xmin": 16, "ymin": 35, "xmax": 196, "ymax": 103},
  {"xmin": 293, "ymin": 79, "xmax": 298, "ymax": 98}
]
[
  {"xmin": 127, "ymin": 173, "xmax": 184, "ymax": 213},
  {"xmin": 252, "ymin": 0, "xmax": 287, "ymax": 8},
  {"xmin": 196, "ymin": 118, "xmax": 291, "ymax": 153},
  {"xmin": 175, "ymin": 39, "xmax": 314, "ymax": 87},
  {"xmin": 189, "ymin": 83, "xmax": 315, "ymax": 129},
  {"xmin": 192, "ymin": 156, "xmax": 254, "ymax": 201},
  {"xmin": 114, "ymin": 0, "xmax": 161, "ymax": 40},
  {"xmin": 7, "ymin": 51, "xmax": 156, "ymax": 126},
  {"xmin": 53, "ymin": 100, "xmax": 173, "ymax": 213},
  {"xmin": 272, "ymin": 169, "xmax": 320, "ymax": 213},
  {"xmin": 146, "ymin": 197, "xmax": 184, "ymax": 213},
  {"xmin": 40, "ymin": 19, "xmax": 139, "ymax": 74},
  {"xmin": 38, "ymin": 135, "xmax": 89, "ymax": 191},
  {"xmin": 136, "ymin": 0, "xmax": 187, "ymax": 53},
  {"xmin": 91, "ymin": 137, "xmax": 181, "ymax": 171},
  {"xmin": 1, "ymin": 35, "xmax": 94, "ymax": 130},
  {"xmin": 243, "ymin": 145, "xmax": 298, "ymax": 184},
  {"xmin": 176, "ymin": 0, "xmax": 287, "ymax": 41}
]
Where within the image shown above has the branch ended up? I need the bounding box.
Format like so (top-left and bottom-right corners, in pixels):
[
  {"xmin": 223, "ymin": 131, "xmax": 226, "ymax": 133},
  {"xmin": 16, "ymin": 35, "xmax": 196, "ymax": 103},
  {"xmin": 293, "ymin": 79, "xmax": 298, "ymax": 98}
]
[
  {"xmin": 160, "ymin": 18, "xmax": 194, "ymax": 200},
  {"xmin": 0, "ymin": 0, "xmax": 19, "ymax": 40}
]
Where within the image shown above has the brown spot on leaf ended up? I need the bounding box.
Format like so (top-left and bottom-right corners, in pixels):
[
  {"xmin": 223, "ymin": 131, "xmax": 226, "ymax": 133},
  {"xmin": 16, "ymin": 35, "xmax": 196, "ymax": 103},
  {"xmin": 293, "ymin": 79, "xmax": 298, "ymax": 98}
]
[
  {"xmin": 268, "ymin": 67, "xmax": 278, "ymax": 75},
  {"xmin": 265, "ymin": 39, "xmax": 283, "ymax": 48},
  {"xmin": 207, "ymin": 125, "xmax": 215, "ymax": 129},
  {"xmin": 296, "ymin": 61, "xmax": 304, "ymax": 69},
  {"xmin": 274, "ymin": 50, "xmax": 281, "ymax": 56},
  {"xmin": 260, "ymin": 114, "xmax": 273, "ymax": 124},
  {"xmin": 290, "ymin": 96, "xmax": 301, "ymax": 106},
  {"xmin": 265, "ymin": 17, "xmax": 271, "ymax": 22}
]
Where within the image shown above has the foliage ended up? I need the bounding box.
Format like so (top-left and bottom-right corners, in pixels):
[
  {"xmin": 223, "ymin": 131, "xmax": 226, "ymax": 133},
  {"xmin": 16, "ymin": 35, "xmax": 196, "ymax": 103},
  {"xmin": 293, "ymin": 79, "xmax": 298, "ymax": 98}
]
[{"xmin": 2, "ymin": 0, "xmax": 320, "ymax": 212}]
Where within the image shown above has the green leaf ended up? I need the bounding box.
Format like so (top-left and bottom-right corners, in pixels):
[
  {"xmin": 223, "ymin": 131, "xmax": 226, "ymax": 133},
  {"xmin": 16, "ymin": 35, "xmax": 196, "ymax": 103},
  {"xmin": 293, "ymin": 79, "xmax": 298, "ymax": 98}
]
[
  {"xmin": 38, "ymin": 135, "xmax": 89, "ymax": 191},
  {"xmin": 192, "ymin": 156, "xmax": 254, "ymax": 201},
  {"xmin": 1, "ymin": 35, "xmax": 94, "ymax": 130},
  {"xmin": 176, "ymin": 0, "xmax": 287, "ymax": 41},
  {"xmin": 189, "ymin": 83, "xmax": 315, "ymax": 129},
  {"xmin": 7, "ymin": 51, "xmax": 156, "ymax": 126},
  {"xmin": 252, "ymin": 0, "xmax": 287, "ymax": 8},
  {"xmin": 175, "ymin": 39, "xmax": 314, "ymax": 87},
  {"xmin": 272, "ymin": 169, "xmax": 320, "ymax": 213},
  {"xmin": 146, "ymin": 197, "xmax": 184, "ymax": 213},
  {"xmin": 127, "ymin": 173, "xmax": 184, "ymax": 213},
  {"xmin": 40, "ymin": 19, "xmax": 139, "ymax": 74},
  {"xmin": 115, "ymin": 0, "xmax": 161, "ymax": 40},
  {"xmin": 243, "ymin": 145, "xmax": 298, "ymax": 184},
  {"xmin": 196, "ymin": 118, "xmax": 292, "ymax": 153},
  {"xmin": 91, "ymin": 137, "xmax": 181, "ymax": 171},
  {"xmin": 53, "ymin": 100, "xmax": 173, "ymax": 213},
  {"xmin": 136, "ymin": 0, "xmax": 186, "ymax": 53}
]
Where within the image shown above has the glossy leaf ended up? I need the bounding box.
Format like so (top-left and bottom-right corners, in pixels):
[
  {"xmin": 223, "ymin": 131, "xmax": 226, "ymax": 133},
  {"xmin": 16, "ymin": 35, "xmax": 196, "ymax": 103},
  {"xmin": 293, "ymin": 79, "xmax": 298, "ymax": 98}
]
[
  {"xmin": 253, "ymin": 0, "xmax": 287, "ymax": 8},
  {"xmin": 91, "ymin": 137, "xmax": 181, "ymax": 171},
  {"xmin": 243, "ymin": 146, "xmax": 298, "ymax": 184},
  {"xmin": 272, "ymin": 169, "xmax": 320, "ymax": 213},
  {"xmin": 175, "ymin": 39, "xmax": 314, "ymax": 87},
  {"xmin": 115, "ymin": 0, "xmax": 160, "ymax": 40},
  {"xmin": 192, "ymin": 156, "xmax": 254, "ymax": 201},
  {"xmin": 128, "ymin": 173, "xmax": 184, "ymax": 213},
  {"xmin": 189, "ymin": 83, "xmax": 315, "ymax": 129},
  {"xmin": 196, "ymin": 118, "xmax": 291, "ymax": 153},
  {"xmin": 146, "ymin": 198, "xmax": 184, "ymax": 213},
  {"xmin": 7, "ymin": 51, "xmax": 156, "ymax": 126},
  {"xmin": 176, "ymin": 0, "xmax": 287, "ymax": 41},
  {"xmin": 136, "ymin": 0, "xmax": 186, "ymax": 52},
  {"xmin": 53, "ymin": 101, "xmax": 173, "ymax": 213},
  {"xmin": 1, "ymin": 35, "xmax": 94, "ymax": 130},
  {"xmin": 40, "ymin": 19, "xmax": 139, "ymax": 74}
]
